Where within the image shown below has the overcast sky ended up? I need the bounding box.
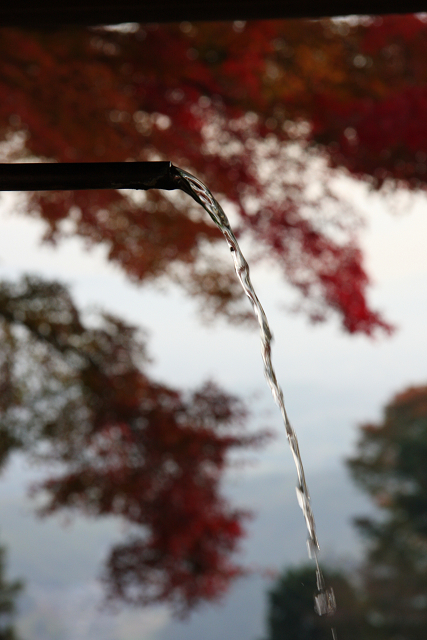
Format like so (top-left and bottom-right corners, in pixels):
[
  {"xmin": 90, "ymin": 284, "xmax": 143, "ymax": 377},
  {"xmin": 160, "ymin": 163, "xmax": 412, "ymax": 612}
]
[{"xmin": 0, "ymin": 175, "xmax": 426, "ymax": 640}]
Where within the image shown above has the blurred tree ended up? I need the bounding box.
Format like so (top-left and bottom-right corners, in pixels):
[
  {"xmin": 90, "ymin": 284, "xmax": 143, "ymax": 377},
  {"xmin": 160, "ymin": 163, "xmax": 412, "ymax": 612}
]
[
  {"xmin": 0, "ymin": 19, "xmax": 407, "ymax": 335},
  {"xmin": 261, "ymin": 564, "xmax": 366, "ymax": 640},
  {"xmin": 0, "ymin": 276, "xmax": 267, "ymax": 613},
  {"xmin": 348, "ymin": 385, "xmax": 427, "ymax": 639},
  {"xmin": 0, "ymin": 545, "xmax": 22, "ymax": 640}
]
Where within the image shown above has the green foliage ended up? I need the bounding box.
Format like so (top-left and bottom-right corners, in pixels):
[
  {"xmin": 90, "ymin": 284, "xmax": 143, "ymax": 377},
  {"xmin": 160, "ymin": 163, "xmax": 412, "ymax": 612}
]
[
  {"xmin": 348, "ymin": 386, "xmax": 427, "ymax": 639},
  {"xmin": 0, "ymin": 546, "xmax": 23, "ymax": 640},
  {"xmin": 262, "ymin": 565, "xmax": 366, "ymax": 640}
]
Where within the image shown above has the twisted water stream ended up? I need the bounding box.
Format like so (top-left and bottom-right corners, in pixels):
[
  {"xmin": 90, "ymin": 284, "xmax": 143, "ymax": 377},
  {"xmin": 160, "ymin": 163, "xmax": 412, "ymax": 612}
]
[{"xmin": 173, "ymin": 166, "xmax": 337, "ymax": 636}]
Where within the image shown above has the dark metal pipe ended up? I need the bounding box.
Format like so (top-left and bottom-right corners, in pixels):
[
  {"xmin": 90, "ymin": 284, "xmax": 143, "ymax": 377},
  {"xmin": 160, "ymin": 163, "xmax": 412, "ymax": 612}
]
[{"xmin": 0, "ymin": 162, "xmax": 180, "ymax": 192}]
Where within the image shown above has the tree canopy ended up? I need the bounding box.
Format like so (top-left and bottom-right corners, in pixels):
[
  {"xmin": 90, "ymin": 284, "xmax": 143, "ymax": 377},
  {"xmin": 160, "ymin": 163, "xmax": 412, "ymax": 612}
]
[
  {"xmin": 6, "ymin": 17, "xmax": 427, "ymax": 334},
  {"xmin": 347, "ymin": 386, "xmax": 427, "ymax": 639}
]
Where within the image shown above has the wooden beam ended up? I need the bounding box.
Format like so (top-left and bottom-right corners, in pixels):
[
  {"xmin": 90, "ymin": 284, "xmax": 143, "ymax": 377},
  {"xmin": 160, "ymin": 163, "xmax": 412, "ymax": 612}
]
[{"xmin": 0, "ymin": 0, "xmax": 424, "ymax": 28}]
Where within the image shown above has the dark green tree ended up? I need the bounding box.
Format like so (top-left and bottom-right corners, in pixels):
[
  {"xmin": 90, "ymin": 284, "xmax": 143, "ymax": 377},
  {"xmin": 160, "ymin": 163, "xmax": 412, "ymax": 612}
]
[
  {"xmin": 0, "ymin": 544, "xmax": 22, "ymax": 640},
  {"xmin": 348, "ymin": 385, "xmax": 427, "ymax": 639},
  {"xmin": 262, "ymin": 564, "xmax": 366, "ymax": 640}
]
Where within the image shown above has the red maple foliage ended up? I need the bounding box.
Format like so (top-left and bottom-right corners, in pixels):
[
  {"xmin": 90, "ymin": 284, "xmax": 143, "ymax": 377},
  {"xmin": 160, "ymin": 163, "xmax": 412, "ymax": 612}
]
[
  {"xmin": 298, "ymin": 15, "xmax": 427, "ymax": 187},
  {"xmin": 0, "ymin": 20, "xmax": 401, "ymax": 334},
  {"xmin": 0, "ymin": 276, "xmax": 266, "ymax": 613},
  {"xmin": 39, "ymin": 377, "xmax": 255, "ymax": 612}
]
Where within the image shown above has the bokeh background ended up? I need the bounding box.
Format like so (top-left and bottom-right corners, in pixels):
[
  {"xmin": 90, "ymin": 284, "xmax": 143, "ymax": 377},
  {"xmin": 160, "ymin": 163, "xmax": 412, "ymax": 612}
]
[{"xmin": 0, "ymin": 15, "xmax": 427, "ymax": 640}]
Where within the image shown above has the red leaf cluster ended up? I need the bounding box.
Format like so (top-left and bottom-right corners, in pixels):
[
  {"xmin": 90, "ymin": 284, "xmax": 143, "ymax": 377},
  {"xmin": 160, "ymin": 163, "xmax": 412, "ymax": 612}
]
[
  {"xmin": 0, "ymin": 21, "xmax": 395, "ymax": 335},
  {"xmin": 306, "ymin": 15, "xmax": 427, "ymax": 188},
  {"xmin": 39, "ymin": 379, "xmax": 256, "ymax": 612},
  {"xmin": 0, "ymin": 277, "xmax": 267, "ymax": 612}
]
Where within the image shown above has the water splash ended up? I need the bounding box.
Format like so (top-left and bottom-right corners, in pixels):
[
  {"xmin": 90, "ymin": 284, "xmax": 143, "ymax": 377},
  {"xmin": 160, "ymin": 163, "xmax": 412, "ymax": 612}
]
[{"xmin": 173, "ymin": 166, "xmax": 337, "ymax": 624}]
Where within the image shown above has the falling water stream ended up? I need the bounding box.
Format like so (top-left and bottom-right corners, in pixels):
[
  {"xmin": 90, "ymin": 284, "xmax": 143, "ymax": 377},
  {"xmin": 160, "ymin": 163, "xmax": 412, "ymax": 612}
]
[{"xmin": 173, "ymin": 166, "xmax": 337, "ymax": 636}]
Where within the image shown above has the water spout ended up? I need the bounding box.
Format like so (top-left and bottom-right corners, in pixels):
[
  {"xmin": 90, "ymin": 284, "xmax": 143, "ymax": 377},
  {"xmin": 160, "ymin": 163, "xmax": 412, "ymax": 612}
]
[{"xmin": 172, "ymin": 164, "xmax": 337, "ymax": 626}]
